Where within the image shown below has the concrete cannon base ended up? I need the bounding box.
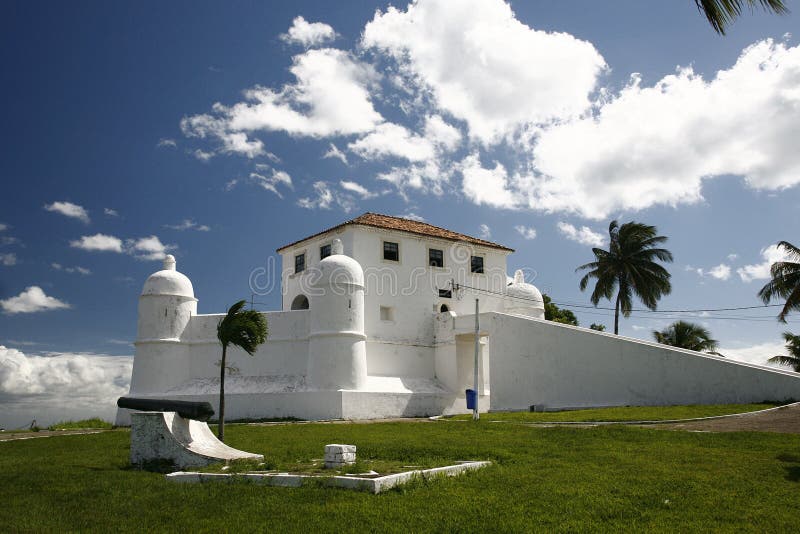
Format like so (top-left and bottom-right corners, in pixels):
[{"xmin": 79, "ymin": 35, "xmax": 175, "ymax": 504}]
[{"xmin": 130, "ymin": 411, "xmax": 263, "ymax": 469}]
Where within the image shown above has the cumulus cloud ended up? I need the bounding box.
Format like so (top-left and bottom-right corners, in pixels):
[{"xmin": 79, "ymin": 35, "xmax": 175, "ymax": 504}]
[
  {"xmin": 280, "ymin": 16, "xmax": 337, "ymax": 47},
  {"xmin": 323, "ymin": 143, "xmax": 349, "ymax": 165},
  {"xmin": 70, "ymin": 233, "xmax": 174, "ymax": 261},
  {"xmin": 0, "ymin": 252, "xmax": 17, "ymax": 266},
  {"xmin": 514, "ymin": 225, "xmax": 537, "ymax": 240},
  {"xmin": 718, "ymin": 341, "xmax": 788, "ymax": 368},
  {"xmin": 737, "ymin": 244, "xmax": 790, "ymax": 282},
  {"xmin": 461, "ymin": 153, "xmax": 517, "ymax": 208},
  {"xmin": 479, "ymin": 224, "xmax": 492, "ymax": 239},
  {"xmin": 0, "ymin": 223, "xmax": 8, "ymax": 232},
  {"xmin": 340, "ymin": 181, "xmax": 376, "ymax": 199},
  {"xmin": 349, "ymin": 122, "xmax": 435, "ymax": 162},
  {"xmin": 70, "ymin": 233, "xmax": 124, "ymax": 253},
  {"xmin": 298, "ymin": 181, "xmax": 335, "ymax": 210},
  {"xmin": 530, "ymin": 39, "xmax": 800, "ymax": 219},
  {"xmin": 689, "ymin": 263, "xmax": 732, "ymax": 281},
  {"xmin": 157, "ymin": 138, "xmax": 177, "ymax": 148},
  {"xmin": 164, "ymin": 219, "xmax": 211, "ymax": 232},
  {"xmin": 399, "ymin": 212, "xmax": 425, "ymax": 222},
  {"xmin": 0, "ymin": 346, "xmax": 132, "ymax": 428},
  {"xmin": 104, "ymin": 208, "xmax": 119, "ymax": 217},
  {"xmin": 423, "ymin": 114, "xmax": 462, "ymax": 152},
  {"xmin": 51, "ymin": 263, "xmax": 91, "ymax": 275},
  {"xmin": 44, "ymin": 201, "xmax": 90, "ymax": 224},
  {"xmin": 0, "ymin": 287, "xmax": 70, "ymax": 314},
  {"xmin": 557, "ymin": 222, "xmax": 606, "ymax": 247},
  {"xmin": 183, "ymin": 48, "xmax": 382, "ymax": 148},
  {"xmin": 239, "ymin": 169, "xmax": 294, "ymax": 198},
  {"xmin": 362, "ymin": 0, "xmax": 606, "ymax": 143}
]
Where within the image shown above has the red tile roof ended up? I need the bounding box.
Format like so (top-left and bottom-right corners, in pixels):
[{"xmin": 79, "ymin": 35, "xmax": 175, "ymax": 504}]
[{"xmin": 276, "ymin": 212, "xmax": 514, "ymax": 252}]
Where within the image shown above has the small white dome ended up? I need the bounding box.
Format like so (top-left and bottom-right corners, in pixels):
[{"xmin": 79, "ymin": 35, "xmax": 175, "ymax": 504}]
[
  {"xmin": 313, "ymin": 239, "xmax": 364, "ymax": 287},
  {"xmin": 141, "ymin": 255, "xmax": 194, "ymax": 298},
  {"xmin": 506, "ymin": 270, "xmax": 544, "ymax": 310}
]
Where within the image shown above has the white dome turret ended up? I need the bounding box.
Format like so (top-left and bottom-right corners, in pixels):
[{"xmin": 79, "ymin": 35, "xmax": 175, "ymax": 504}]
[
  {"xmin": 141, "ymin": 255, "xmax": 194, "ymax": 298},
  {"xmin": 505, "ymin": 270, "xmax": 545, "ymax": 319}
]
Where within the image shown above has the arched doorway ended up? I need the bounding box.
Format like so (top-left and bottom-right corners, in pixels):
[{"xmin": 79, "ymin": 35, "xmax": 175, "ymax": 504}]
[
  {"xmin": 440, "ymin": 304, "xmax": 450, "ymax": 313},
  {"xmin": 291, "ymin": 294, "xmax": 309, "ymax": 310}
]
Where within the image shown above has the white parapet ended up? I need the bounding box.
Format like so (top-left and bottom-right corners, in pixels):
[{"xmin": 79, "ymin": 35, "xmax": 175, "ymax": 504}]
[{"xmin": 130, "ymin": 412, "xmax": 263, "ymax": 469}]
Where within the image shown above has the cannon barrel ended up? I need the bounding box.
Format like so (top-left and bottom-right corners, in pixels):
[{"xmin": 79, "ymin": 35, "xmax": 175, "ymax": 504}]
[{"xmin": 117, "ymin": 397, "xmax": 215, "ymax": 421}]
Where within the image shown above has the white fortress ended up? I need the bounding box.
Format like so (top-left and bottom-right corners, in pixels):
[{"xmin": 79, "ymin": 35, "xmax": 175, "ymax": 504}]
[{"xmin": 117, "ymin": 213, "xmax": 800, "ymax": 424}]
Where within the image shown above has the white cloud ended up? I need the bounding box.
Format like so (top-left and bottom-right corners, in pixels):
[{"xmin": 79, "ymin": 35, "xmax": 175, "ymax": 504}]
[
  {"xmin": 70, "ymin": 233, "xmax": 123, "ymax": 253},
  {"xmin": 244, "ymin": 169, "xmax": 293, "ymax": 198},
  {"xmin": 298, "ymin": 181, "xmax": 335, "ymax": 210},
  {"xmin": 104, "ymin": 208, "xmax": 119, "ymax": 217},
  {"xmin": 0, "ymin": 236, "xmax": 20, "ymax": 246},
  {"xmin": 707, "ymin": 264, "xmax": 732, "ymax": 280},
  {"xmin": 557, "ymin": 222, "xmax": 606, "ymax": 247},
  {"xmin": 280, "ymin": 16, "xmax": 337, "ymax": 47},
  {"xmin": 0, "ymin": 223, "xmax": 8, "ymax": 232},
  {"xmin": 70, "ymin": 233, "xmax": 174, "ymax": 261},
  {"xmin": 727, "ymin": 253, "xmax": 739, "ymax": 262},
  {"xmin": 44, "ymin": 201, "xmax": 90, "ymax": 224},
  {"xmin": 0, "ymin": 287, "xmax": 70, "ymax": 314},
  {"xmin": 323, "ymin": 143, "xmax": 349, "ymax": 165},
  {"xmin": 157, "ymin": 138, "xmax": 177, "ymax": 148},
  {"xmin": 340, "ymin": 181, "xmax": 376, "ymax": 199},
  {"xmin": 362, "ymin": 0, "xmax": 605, "ymax": 143},
  {"xmin": 399, "ymin": 212, "xmax": 425, "ymax": 222},
  {"xmin": 423, "ymin": 114, "xmax": 462, "ymax": 152},
  {"xmin": 479, "ymin": 224, "xmax": 492, "ymax": 239},
  {"xmin": 718, "ymin": 341, "xmax": 788, "ymax": 368},
  {"xmin": 349, "ymin": 122, "xmax": 435, "ymax": 162},
  {"xmin": 531, "ymin": 39, "xmax": 800, "ymax": 219},
  {"xmin": 164, "ymin": 219, "xmax": 211, "ymax": 232},
  {"xmin": 51, "ymin": 263, "xmax": 91, "ymax": 275},
  {"xmin": 376, "ymin": 159, "xmax": 450, "ymax": 195},
  {"xmin": 0, "ymin": 253, "xmax": 17, "ymax": 266},
  {"xmin": 737, "ymin": 244, "xmax": 791, "ymax": 282},
  {"xmin": 514, "ymin": 225, "xmax": 537, "ymax": 240},
  {"xmin": 0, "ymin": 346, "xmax": 132, "ymax": 429},
  {"xmin": 193, "ymin": 149, "xmax": 214, "ymax": 162},
  {"xmin": 461, "ymin": 153, "xmax": 517, "ymax": 208},
  {"xmin": 126, "ymin": 236, "xmax": 173, "ymax": 261},
  {"xmin": 184, "ymin": 48, "xmax": 382, "ymax": 146}
]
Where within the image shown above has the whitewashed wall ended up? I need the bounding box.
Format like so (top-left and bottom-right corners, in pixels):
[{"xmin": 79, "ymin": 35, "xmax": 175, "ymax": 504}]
[{"xmin": 484, "ymin": 313, "xmax": 800, "ymax": 411}]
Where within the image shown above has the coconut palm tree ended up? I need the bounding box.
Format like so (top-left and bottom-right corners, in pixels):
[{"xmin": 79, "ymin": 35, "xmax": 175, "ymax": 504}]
[
  {"xmin": 578, "ymin": 220, "xmax": 673, "ymax": 335},
  {"xmin": 653, "ymin": 321, "xmax": 720, "ymax": 354},
  {"xmin": 216, "ymin": 300, "xmax": 268, "ymax": 442},
  {"xmin": 757, "ymin": 241, "xmax": 800, "ymax": 323},
  {"xmin": 695, "ymin": 0, "xmax": 788, "ymax": 34},
  {"xmin": 768, "ymin": 332, "xmax": 800, "ymax": 371}
]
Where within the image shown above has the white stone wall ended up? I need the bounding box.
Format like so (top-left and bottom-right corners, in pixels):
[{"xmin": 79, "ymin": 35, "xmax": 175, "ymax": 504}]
[{"xmin": 483, "ymin": 313, "xmax": 800, "ymax": 411}]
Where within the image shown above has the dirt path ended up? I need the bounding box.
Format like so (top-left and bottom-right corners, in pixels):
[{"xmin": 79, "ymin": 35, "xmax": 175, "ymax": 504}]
[{"xmin": 646, "ymin": 403, "xmax": 800, "ymax": 434}]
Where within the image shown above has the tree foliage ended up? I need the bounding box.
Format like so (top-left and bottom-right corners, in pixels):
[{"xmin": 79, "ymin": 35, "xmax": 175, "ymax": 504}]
[
  {"xmin": 757, "ymin": 241, "xmax": 800, "ymax": 323},
  {"xmin": 768, "ymin": 332, "xmax": 800, "ymax": 372},
  {"xmin": 653, "ymin": 321, "xmax": 720, "ymax": 354},
  {"xmin": 216, "ymin": 300, "xmax": 268, "ymax": 442},
  {"xmin": 543, "ymin": 294, "xmax": 578, "ymax": 326},
  {"xmin": 589, "ymin": 323, "xmax": 606, "ymax": 332},
  {"xmin": 577, "ymin": 220, "xmax": 673, "ymax": 335},
  {"xmin": 695, "ymin": 0, "xmax": 788, "ymax": 34}
]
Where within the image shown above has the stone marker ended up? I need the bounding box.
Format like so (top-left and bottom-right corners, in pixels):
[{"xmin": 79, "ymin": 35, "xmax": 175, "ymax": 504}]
[{"xmin": 324, "ymin": 444, "xmax": 356, "ymax": 468}]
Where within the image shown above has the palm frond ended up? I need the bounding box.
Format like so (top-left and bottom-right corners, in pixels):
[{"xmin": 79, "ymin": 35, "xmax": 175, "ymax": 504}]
[{"xmin": 696, "ymin": 0, "xmax": 788, "ymax": 34}]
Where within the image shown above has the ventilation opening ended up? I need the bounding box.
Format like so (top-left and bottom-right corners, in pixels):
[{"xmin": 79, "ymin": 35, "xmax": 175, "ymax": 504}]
[
  {"xmin": 291, "ymin": 294, "xmax": 309, "ymax": 310},
  {"xmin": 440, "ymin": 304, "xmax": 450, "ymax": 313},
  {"xmin": 380, "ymin": 306, "xmax": 394, "ymax": 322}
]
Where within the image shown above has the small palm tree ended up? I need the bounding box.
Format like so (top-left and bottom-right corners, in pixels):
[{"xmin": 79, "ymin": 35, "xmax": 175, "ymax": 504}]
[
  {"xmin": 768, "ymin": 332, "xmax": 800, "ymax": 372},
  {"xmin": 757, "ymin": 241, "xmax": 800, "ymax": 323},
  {"xmin": 216, "ymin": 300, "xmax": 267, "ymax": 442},
  {"xmin": 695, "ymin": 0, "xmax": 788, "ymax": 34},
  {"xmin": 578, "ymin": 220, "xmax": 673, "ymax": 335},
  {"xmin": 653, "ymin": 321, "xmax": 720, "ymax": 354}
]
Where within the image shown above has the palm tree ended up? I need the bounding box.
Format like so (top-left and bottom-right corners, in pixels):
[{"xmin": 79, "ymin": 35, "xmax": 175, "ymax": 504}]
[
  {"xmin": 578, "ymin": 220, "xmax": 673, "ymax": 335},
  {"xmin": 757, "ymin": 241, "xmax": 800, "ymax": 323},
  {"xmin": 216, "ymin": 300, "xmax": 268, "ymax": 442},
  {"xmin": 653, "ymin": 321, "xmax": 720, "ymax": 354},
  {"xmin": 768, "ymin": 332, "xmax": 800, "ymax": 371},
  {"xmin": 695, "ymin": 1, "xmax": 788, "ymax": 34}
]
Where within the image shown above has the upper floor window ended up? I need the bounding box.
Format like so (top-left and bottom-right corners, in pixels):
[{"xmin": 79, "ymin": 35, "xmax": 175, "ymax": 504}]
[
  {"xmin": 295, "ymin": 253, "xmax": 305, "ymax": 273},
  {"xmin": 320, "ymin": 244, "xmax": 331, "ymax": 260},
  {"xmin": 470, "ymin": 255, "xmax": 484, "ymax": 274},
  {"xmin": 383, "ymin": 241, "xmax": 399, "ymax": 262},
  {"xmin": 429, "ymin": 248, "xmax": 444, "ymax": 268},
  {"xmin": 438, "ymin": 289, "xmax": 452, "ymax": 298}
]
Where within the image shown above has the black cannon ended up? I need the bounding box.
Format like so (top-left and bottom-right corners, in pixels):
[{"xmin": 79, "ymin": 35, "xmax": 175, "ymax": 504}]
[{"xmin": 117, "ymin": 397, "xmax": 215, "ymax": 422}]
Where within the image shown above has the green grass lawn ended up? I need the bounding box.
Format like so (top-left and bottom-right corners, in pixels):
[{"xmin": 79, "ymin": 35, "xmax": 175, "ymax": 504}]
[
  {"xmin": 47, "ymin": 417, "xmax": 114, "ymax": 430},
  {"xmin": 448, "ymin": 403, "xmax": 776, "ymax": 423},
  {"xmin": 1, "ymin": 421, "xmax": 798, "ymax": 532}
]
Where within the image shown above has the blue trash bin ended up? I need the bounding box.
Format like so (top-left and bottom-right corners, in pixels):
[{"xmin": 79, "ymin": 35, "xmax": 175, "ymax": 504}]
[{"xmin": 465, "ymin": 389, "xmax": 476, "ymax": 410}]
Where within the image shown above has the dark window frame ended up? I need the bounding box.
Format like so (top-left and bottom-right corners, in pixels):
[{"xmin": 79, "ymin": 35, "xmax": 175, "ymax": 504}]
[
  {"xmin": 320, "ymin": 244, "xmax": 332, "ymax": 260},
  {"xmin": 294, "ymin": 253, "xmax": 306, "ymax": 273},
  {"xmin": 470, "ymin": 255, "xmax": 484, "ymax": 274},
  {"xmin": 429, "ymin": 248, "xmax": 444, "ymax": 268},
  {"xmin": 383, "ymin": 241, "xmax": 400, "ymax": 262},
  {"xmin": 438, "ymin": 289, "xmax": 452, "ymax": 298}
]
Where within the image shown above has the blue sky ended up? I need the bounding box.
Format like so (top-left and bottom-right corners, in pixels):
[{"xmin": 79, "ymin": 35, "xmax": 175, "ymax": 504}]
[{"xmin": 1, "ymin": 1, "xmax": 799, "ymax": 426}]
